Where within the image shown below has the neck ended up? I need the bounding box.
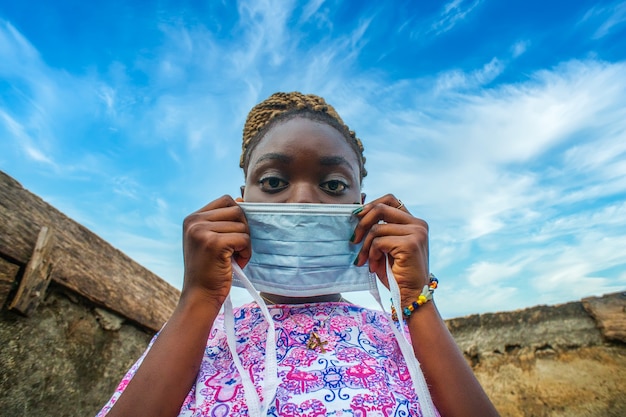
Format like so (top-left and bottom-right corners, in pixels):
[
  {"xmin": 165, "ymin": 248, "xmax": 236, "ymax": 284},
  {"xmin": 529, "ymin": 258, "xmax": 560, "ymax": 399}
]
[{"xmin": 260, "ymin": 292, "xmax": 343, "ymax": 305}]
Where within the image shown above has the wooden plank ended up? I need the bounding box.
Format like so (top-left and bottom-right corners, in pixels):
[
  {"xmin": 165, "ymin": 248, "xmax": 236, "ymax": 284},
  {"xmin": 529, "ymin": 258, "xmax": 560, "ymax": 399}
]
[
  {"xmin": 0, "ymin": 173, "xmax": 39, "ymax": 263},
  {"xmin": 8, "ymin": 227, "xmax": 54, "ymax": 315},
  {"xmin": 0, "ymin": 257, "xmax": 20, "ymax": 307},
  {"xmin": 0, "ymin": 170, "xmax": 179, "ymax": 331}
]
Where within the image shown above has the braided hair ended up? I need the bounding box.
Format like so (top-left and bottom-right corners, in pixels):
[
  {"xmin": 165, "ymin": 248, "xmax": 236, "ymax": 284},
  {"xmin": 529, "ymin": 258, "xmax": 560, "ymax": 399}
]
[{"xmin": 240, "ymin": 92, "xmax": 367, "ymax": 180}]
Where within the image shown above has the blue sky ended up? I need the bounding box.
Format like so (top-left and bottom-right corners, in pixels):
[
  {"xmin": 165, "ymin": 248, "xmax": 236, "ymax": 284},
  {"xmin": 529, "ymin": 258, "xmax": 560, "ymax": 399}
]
[{"xmin": 1, "ymin": 0, "xmax": 625, "ymax": 318}]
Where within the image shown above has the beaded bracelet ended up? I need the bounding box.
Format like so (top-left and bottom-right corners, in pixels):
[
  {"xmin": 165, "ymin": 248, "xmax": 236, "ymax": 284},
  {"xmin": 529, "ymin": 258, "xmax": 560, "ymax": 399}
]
[{"xmin": 391, "ymin": 273, "xmax": 438, "ymax": 322}]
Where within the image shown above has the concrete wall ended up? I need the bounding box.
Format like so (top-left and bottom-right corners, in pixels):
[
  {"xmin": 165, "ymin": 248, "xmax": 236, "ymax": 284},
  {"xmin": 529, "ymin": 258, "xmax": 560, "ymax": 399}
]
[
  {"xmin": 450, "ymin": 293, "xmax": 626, "ymax": 417},
  {"xmin": 0, "ymin": 284, "xmax": 152, "ymax": 416}
]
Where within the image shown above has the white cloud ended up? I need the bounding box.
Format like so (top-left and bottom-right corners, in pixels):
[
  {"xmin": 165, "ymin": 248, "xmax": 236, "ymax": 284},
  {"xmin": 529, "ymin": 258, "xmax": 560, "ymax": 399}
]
[
  {"xmin": 438, "ymin": 283, "xmax": 520, "ymax": 318},
  {"xmin": 300, "ymin": 0, "xmax": 326, "ymax": 23},
  {"xmin": 529, "ymin": 233, "xmax": 626, "ymax": 294},
  {"xmin": 439, "ymin": 231, "xmax": 626, "ymax": 317},
  {"xmin": 511, "ymin": 40, "xmax": 529, "ymax": 58},
  {"xmin": 235, "ymin": 0, "xmax": 296, "ymax": 67},
  {"xmin": 2, "ymin": 8, "xmax": 625, "ymax": 320},
  {"xmin": 582, "ymin": 1, "xmax": 626, "ymax": 39},
  {"xmin": 0, "ymin": 20, "xmax": 124, "ymax": 178},
  {"xmin": 353, "ymin": 58, "xmax": 626, "ymax": 316},
  {"xmin": 0, "ymin": 20, "xmax": 41, "ymax": 76},
  {"xmin": 563, "ymin": 127, "xmax": 626, "ymax": 175},
  {"xmin": 0, "ymin": 109, "xmax": 56, "ymax": 166},
  {"xmin": 23, "ymin": 143, "xmax": 54, "ymax": 165},
  {"xmin": 430, "ymin": 0, "xmax": 482, "ymax": 35},
  {"xmin": 364, "ymin": 59, "xmax": 625, "ymax": 192},
  {"xmin": 97, "ymin": 85, "xmax": 116, "ymax": 114},
  {"xmin": 433, "ymin": 57, "xmax": 504, "ymax": 94},
  {"xmin": 467, "ymin": 261, "xmax": 522, "ymax": 287}
]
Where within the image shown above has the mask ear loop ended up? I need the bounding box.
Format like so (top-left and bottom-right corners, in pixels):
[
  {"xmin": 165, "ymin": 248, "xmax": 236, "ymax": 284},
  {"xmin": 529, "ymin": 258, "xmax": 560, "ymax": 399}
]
[
  {"xmin": 223, "ymin": 261, "xmax": 279, "ymax": 417},
  {"xmin": 385, "ymin": 256, "xmax": 438, "ymax": 417}
]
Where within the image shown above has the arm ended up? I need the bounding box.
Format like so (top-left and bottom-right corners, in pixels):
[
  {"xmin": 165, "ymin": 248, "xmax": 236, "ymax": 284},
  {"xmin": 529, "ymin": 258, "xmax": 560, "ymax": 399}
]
[
  {"xmin": 107, "ymin": 294, "xmax": 221, "ymax": 417},
  {"xmin": 106, "ymin": 196, "xmax": 251, "ymax": 417},
  {"xmin": 352, "ymin": 194, "xmax": 499, "ymax": 417},
  {"xmin": 408, "ymin": 302, "xmax": 499, "ymax": 417}
]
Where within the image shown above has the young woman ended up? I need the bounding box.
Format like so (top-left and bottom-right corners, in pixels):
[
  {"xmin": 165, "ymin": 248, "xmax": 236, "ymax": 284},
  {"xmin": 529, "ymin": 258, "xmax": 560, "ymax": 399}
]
[{"xmin": 99, "ymin": 92, "xmax": 499, "ymax": 417}]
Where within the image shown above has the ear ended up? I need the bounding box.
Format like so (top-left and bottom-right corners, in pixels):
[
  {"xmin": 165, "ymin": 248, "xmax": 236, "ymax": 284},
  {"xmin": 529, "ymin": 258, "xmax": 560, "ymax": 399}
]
[
  {"xmin": 360, "ymin": 192, "xmax": 366, "ymax": 204},
  {"xmin": 240, "ymin": 185, "xmax": 245, "ymax": 198}
]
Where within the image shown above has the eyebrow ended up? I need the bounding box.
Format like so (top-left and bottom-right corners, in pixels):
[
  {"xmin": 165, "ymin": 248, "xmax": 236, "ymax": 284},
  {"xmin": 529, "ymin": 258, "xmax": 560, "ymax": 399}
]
[
  {"xmin": 319, "ymin": 156, "xmax": 355, "ymax": 172},
  {"xmin": 253, "ymin": 153, "xmax": 355, "ymax": 173},
  {"xmin": 254, "ymin": 153, "xmax": 293, "ymax": 164}
]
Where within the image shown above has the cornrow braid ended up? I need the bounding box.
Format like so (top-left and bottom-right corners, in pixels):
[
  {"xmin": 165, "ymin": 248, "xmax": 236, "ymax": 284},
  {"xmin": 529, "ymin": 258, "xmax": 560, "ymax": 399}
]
[{"xmin": 240, "ymin": 92, "xmax": 367, "ymax": 179}]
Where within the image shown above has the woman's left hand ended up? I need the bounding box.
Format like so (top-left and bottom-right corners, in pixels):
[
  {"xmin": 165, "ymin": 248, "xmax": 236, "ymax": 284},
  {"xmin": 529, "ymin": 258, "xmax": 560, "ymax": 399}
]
[{"xmin": 351, "ymin": 194, "xmax": 430, "ymax": 304}]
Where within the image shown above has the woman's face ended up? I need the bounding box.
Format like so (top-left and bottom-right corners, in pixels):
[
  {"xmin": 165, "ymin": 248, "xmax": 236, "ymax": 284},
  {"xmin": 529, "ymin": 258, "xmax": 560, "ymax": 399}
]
[{"xmin": 243, "ymin": 117, "xmax": 362, "ymax": 204}]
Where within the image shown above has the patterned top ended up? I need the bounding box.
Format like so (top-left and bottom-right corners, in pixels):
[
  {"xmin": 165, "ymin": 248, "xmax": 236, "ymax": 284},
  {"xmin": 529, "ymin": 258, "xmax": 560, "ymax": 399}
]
[{"xmin": 98, "ymin": 302, "xmax": 438, "ymax": 416}]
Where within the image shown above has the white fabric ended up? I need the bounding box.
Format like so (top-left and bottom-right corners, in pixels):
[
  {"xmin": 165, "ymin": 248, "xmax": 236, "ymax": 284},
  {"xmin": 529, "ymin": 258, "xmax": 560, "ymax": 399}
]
[{"xmin": 224, "ymin": 263, "xmax": 278, "ymax": 417}]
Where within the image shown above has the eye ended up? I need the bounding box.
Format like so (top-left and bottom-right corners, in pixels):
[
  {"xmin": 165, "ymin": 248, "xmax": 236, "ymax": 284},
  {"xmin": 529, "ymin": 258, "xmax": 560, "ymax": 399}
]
[
  {"xmin": 320, "ymin": 179, "xmax": 348, "ymax": 194},
  {"xmin": 259, "ymin": 176, "xmax": 288, "ymax": 193}
]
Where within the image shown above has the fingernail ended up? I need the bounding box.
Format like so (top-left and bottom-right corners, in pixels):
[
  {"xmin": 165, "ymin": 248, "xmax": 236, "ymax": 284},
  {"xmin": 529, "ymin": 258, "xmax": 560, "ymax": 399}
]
[
  {"xmin": 352, "ymin": 206, "xmax": 364, "ymax": 215},
  {"xmin": 352, "ymin": 254, "xmax": 360, "ymax": 265}
]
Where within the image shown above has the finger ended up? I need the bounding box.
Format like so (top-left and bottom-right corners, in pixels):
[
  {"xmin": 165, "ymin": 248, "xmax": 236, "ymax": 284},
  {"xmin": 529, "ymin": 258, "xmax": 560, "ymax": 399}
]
[
  {"xmin": 359, "ymin": 200, "xmax": 419, "ymax": 225},
  {"xmin": 351, "ymin": 202, "xmax": 425, "ymax": 245},
  {"xmin": 184, "ymin": 219, "xmax": 249, "ymax": 250},
  {"xmin": 387, "ymin": 195, "xmax": 409, "ymax": 213},
  {"xmin": 218, "ymin": 232, "xmax": 251, "ymax": 260},
  {"xmin": 355, "ymin": 222, "xmax": 429, "ymax": 270},
  {"xmin": 184, "ymin": 231, "xmax": 251, "ymax": 271},
  {"xmin": 189, "ymin": 220, "xmax": 249, "ymax": 235},
  {"xmin": 231, "ymin": 233, "xmax": 252, "ymax": 268},
  {"xmin": 185, "ymin": 205, "xmax": 249, "ymax": 233},
  {"xmin": 368, "ymin": 233, "xmax": 426, "ymax": 267},
  {"xmin": 369, "ymin": 234, "xmax": 429, "ymax": 286},
  {"xmin": 364, "ymin": 235, "xmax": 408, "ymax": 285},
  {"xmin": 195, "ymin": 194, "xmax": 240, "ymax": 213},
  {"xmin": 356, "ymin": 235, "xmax": 414, "ymax": 285},
  {"xmin": 367, "ymin": 239, "xmax": 390, "ymax": 283},
  {"xmin": 355, "ymin": 222, "xmax": 414, "ymax": 266},
  {"xmin": 363, "ymin": 193, "xmax": 410, "ymax": 213}
]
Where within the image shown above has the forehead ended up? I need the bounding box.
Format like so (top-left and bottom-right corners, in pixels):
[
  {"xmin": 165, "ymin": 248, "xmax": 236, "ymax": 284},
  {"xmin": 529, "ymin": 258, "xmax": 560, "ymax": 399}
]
[{"xmin": 249, "ymin": 117, "xmax": 359, "ymax": 164}]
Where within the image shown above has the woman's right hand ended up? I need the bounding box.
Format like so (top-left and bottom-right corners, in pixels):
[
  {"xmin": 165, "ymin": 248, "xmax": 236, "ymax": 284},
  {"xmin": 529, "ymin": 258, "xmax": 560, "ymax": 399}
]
[
  {"xmin": 181, "ymin": 195, "xmax": 251, "ymax": 306},
  {"xmin": 106, "ymin": 195, "xmax": 250, "ymax": 417}
]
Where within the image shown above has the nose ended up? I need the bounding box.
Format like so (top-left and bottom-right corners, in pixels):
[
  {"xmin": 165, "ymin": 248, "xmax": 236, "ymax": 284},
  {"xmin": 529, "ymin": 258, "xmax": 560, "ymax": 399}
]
[{"xmin": 286, "ymin": 182, "xmax": 319, "ymax": 203}]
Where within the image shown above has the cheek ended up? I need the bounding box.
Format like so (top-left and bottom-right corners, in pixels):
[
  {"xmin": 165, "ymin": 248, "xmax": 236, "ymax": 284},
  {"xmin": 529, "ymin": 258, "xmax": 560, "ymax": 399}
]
[{"xmin": 347, "ymin": 188, "xmax": 363, "ymax": 204}]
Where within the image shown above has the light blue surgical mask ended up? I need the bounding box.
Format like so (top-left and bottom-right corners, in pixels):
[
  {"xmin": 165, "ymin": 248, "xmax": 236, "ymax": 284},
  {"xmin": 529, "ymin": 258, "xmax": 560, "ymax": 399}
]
[
  {"xmin": 234, "ymin": 203, "xmax": 375, "ymax": 296},
  {"xmin": 222, "ymin": 203, "xmax": 437, "ymax": 417}
]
